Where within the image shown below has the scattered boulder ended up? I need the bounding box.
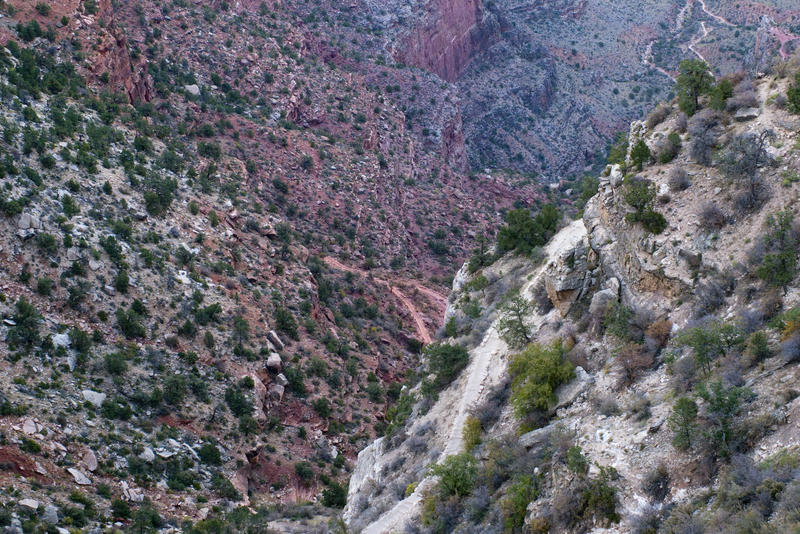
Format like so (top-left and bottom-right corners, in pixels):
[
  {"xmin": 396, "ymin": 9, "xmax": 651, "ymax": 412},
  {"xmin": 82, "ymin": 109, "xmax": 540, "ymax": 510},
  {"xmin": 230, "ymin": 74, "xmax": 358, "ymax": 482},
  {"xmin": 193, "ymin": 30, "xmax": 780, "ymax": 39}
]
[
  {"xmin": 267, "ymin": 330, "xmax": 285, "ymax": 350},
  {"xmin": 83, "ymin": 449, "xmax": 98, "ymax": 472},
  {"xmin": 67, "ymin": 467, "xmax": 91, "ymax": 485},
  {"xmin": 275, "ymin": 373, "xmax": 289, "ymax": 387},
  {"xmin": 266, "ymin": 352, "xmax": 282, "ymax": 372},
  {"xmin": 18, "ymin": 499, "xmax": 38, "ymax": 511},
  {"xmin": 139, "ymin": 447, "xmax": 155, "ymax": 462},
  {"xmin": 519, "ymin": 425, "xmax": 553, "ymax": 449},
  {"xmin": 43, "ymin": 505, "xmax": 59, "ymax": 525},
  {"xmin": 184, "ymin": 84, "xmax": 201, "ymax": 96},
  {"xmin": 267, "ymin": 383, "xmax": 284, "ymax": 401},
  {"xmin": 734, "ymin": 107, "xmax": 759, "ymax": 122},
  {"xmin": 121, "ymin": 481, "xmax": 145, "ymax": 502},
  {"xmin": 81, "ymin": 390, "xmax": 106, "ymax": 408},
  {"xmin": 52, "ymin": 333, "xmax": 71, "ymax": 348},
  {"xmin": 554, "ymin": 366, "xmax": 593, "ymax": 411},
  {"xmin": 22, "ymin": 418, "xmax": 37, "ymax": 435},
  {"xmin": 17, "ymin": 212, "xmax": 41, "ymax": 231}
]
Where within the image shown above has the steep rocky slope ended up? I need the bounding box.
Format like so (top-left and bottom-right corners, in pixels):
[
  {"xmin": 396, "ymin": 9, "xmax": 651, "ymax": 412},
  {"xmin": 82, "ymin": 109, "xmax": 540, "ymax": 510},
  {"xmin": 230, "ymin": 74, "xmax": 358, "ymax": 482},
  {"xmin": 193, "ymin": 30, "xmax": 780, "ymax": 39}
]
[
  {"xmin": 345, "ymin": 66, "xmax": 800, "ymax": 533},
  {"xmin": 0, "ymin": 0, "xmax": 547, "ymax": 531}
]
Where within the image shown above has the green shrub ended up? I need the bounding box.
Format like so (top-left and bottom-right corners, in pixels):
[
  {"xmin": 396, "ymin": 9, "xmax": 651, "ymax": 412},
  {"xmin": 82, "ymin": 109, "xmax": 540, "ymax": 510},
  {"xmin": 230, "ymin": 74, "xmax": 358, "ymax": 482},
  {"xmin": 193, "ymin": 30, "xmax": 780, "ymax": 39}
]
[
  {"xmin": 116, "ymin": 307, "xmax": 146, "ymax": 338},
  {"xmin": 696, "ymin": 380, "xmax": 750, "ymax": 458},
  {"xmin": 36, "ymin": 277, "xmax": 53, "ymax": 296},
  {"xmin": 755, "ymin": 210, "xmax": 798, "ymax": 291},
  {"xmin": 110, "ymin": 499, "xmax": 130, "ymax": 519},
  {"xmin": 114, "ymin": 270, "xmax": 129, "ymax": 293},
  {"xmin": 294, "ymin": 461, "xmax": 314, "ymax": 483},
  {"xmin": 198, "ymin": 442, "xmax": 222, "ymax": 465},
  {"xmin": 224, "ymin": 387, "xmax": 252, "ymax": 417},
  {"xmin": 788, "ymin": 72, "xmax": 800, "ymax": 114},
  {"xmin": 497, "ymin": 291, "xmax": 534, "ymax": 349},
  {"xmin": 429, "ymin": 453, "xmax": 476, "ymax": 497},
  {"xmin": 143, "ymin": 176, "xmax": 178, "ymax": 217},
  {"xmin": 211, "ymin": 473, "xmax": 240, "ymax": 500},
  {"xmin": 163, "ymin": 375, "xmax": 187, "ymax": 406},
  {"xmin": 496, "ymin": 205, "xmax": 558, "ymax": 256},
  {"xmin": 602, "ymin": 302, "xmax": 635, "ymax": 341},
  {"xmin": 35, "ymin": 3, "xmax": 51, "ymax": 16},
  {"xmin": 623, "ymin": 177, "xmax": 667, "ymax": 234},
  {"xmin": 462, "ymin": 416, "xmax": 482, "ymax": 452},
  {"xmin": 7, "ymin": 297, "xmax": 40, "ymax": 352},
  {"xmin": 509, "ymin": 340, "xmax": 574, "ymax": 422},
  {"xmin": 105, "ymin": 352, "xmax": 127, "ymax": 375},
  {"xmin": 709, "ymin": 79, "xmax": 734, "ymax": 111},
  {"xmin": 581, "ymin": 466, "xmax": 620, "ymax": 524},
  {"xmin": 630, "ymin": 140, "xmax": 651, "ymax": 171},
  {"xmin": 668, "ymin": 397, "xmax": 697, "ymax": 450},
  {"xmin": 274, "ymin": 306, "xmax": 298, "ymax": 339},
  {"xmin": 101, "ymin": 398, "xmax": 133, "ymax": 420},
  {"xmin": 198, "ymin": 141, "xmax": 221, "ymax": 159},
  {"xmin": 313, "ymin": 397, "xmax": 330, "ymax": 418},
  {"xmin": 566, "ymin": 446, "xmax": 589, "ymax": 475},
  {"xmin": 422, "ymin": 343, "xmax": 470, "ymax": 394},
  {"xmin": 675, "ymin": 320, "xmax": 744, "ymax": 374},
  {"xmin": 36, "ymin": 233, "xmax": 58, "ymax": 255},
  {"xmin": 283, "ymin": 366, "xmax": 306, "ymax": 396},
  {"xmin": 502, "ymin": 475, "xmax": 539, "ymax": 532},
  {"xmin": 676, "ymin": 59, "xmax": 713, "ymax": 116},
  {"xmin": 321, "ymin": 482, "xmax": 347, "ymax": 508}
]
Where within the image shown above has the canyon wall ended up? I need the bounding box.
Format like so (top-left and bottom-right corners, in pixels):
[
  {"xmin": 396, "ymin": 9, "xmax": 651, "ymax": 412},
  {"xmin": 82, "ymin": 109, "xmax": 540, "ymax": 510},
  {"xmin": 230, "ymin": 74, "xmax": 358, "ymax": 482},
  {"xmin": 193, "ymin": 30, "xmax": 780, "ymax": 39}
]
[
  {"xmin": 392, "ymin": 0, "xmax": 499, "ymax": 82},
  {"xmin": 95, "ymin": 0, "xmax": 154, "ymax": 102}
]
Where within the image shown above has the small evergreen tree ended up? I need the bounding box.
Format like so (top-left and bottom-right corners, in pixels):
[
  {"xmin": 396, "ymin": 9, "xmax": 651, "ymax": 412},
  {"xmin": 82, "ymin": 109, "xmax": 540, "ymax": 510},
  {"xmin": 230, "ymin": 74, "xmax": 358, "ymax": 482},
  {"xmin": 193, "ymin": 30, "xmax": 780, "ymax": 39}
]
[
  {"xmin": 788, "ymin": 72, "xmax": 800, "ymax": 114},
  {"xmin": 668, "ymin": 397, "xmax": 697, "ymax": 450},
  {"xmin": 7, "ymin": 297, "xmax": 41, "ymax": 352},
  {"xmin": 497, "ymin": 291, "xmax": 535, "ymax": 349},
  {"xmin": 676, "ymin": 59, "xmax": 714, "ymax": 116},
  {"xmin": 630, "ymin": 140, "xmax": 651, "ymax": 171}
]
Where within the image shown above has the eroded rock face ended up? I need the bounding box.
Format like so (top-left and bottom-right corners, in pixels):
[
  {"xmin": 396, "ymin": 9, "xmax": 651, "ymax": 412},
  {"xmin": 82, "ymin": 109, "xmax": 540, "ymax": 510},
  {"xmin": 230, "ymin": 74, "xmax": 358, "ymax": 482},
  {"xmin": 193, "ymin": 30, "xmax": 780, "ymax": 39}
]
[
  {"xmin": 94, "ymin": 0, "xmax": 154, "ymax": 103},
  {"xmin": 543, "ymin": 238, "xmax": 595, "ymax": 316},
  {"xmin": 583, "ymin": 164, "xmax": 688, "ymax": 316},
  {"xmin": 393, "ymin": 0, "xmax": 499, "ymax": 82}
]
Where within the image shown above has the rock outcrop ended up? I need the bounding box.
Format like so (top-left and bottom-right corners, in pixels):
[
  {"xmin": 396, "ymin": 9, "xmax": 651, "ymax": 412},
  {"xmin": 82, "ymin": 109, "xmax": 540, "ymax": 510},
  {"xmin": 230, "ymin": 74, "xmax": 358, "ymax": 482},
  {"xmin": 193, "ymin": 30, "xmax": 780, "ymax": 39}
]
[
  {"xmin": 392, "ymin": 0, "xmax": 499, "ymax": 82},
  {"xmin": 94, "ymin": 0, "xmax": 154, "ymax": 102}
]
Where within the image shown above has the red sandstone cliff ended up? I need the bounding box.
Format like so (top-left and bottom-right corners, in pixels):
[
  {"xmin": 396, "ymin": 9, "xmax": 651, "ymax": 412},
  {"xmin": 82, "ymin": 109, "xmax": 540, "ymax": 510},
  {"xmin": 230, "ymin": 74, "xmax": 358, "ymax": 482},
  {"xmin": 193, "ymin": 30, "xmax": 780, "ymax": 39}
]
[
  {"xmin": 393, "ymin": 0, "xmax": 498, "ymax": 82},
  {"xmin": 93, "ymin": 0, "xmax": 153, "ymax": 102}
]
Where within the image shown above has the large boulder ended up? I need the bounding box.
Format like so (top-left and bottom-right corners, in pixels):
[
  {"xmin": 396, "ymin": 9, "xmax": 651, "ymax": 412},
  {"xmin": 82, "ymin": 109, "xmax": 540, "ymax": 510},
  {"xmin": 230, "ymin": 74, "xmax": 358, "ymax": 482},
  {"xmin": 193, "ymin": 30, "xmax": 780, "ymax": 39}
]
[
  {"xmin": 267, "ymin": 330, "xmax": 285, "ymax": 350},
  {"xmin": 266, "ymin": 353, "xmax": 282, "ymax": 372},
  {"xmin": 554, "ymin": 366, "xmax": 593, "ymax": 411},
  {"xmin": 81, "ymin": 390, "xmax": 106, "ymax": 408},
  {"xmin": 267, "ymin": 383, "xmax": 284, "ymax": 401},
  {"xmin": 544, "ymin": 240, "xmax": 592, "ymax": 316}
]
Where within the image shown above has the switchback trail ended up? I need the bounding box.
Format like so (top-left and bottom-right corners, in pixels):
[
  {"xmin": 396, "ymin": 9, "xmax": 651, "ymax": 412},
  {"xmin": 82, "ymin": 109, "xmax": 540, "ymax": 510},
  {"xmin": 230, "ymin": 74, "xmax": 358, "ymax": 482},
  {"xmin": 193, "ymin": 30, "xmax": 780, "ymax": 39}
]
[{"xmin": 322, "ymin": 256, "xmax": 446, "ymax": 345}]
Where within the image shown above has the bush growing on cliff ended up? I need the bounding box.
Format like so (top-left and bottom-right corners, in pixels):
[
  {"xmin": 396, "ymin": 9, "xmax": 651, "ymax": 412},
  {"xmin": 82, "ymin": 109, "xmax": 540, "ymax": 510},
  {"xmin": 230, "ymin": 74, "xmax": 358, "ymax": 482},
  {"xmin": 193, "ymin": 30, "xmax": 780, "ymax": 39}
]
[
  {"xmin": 429, "ymin": 453, "xmax": 477, "ymax": 497},
  {"xmin": 509, "ymin": 340, "xmax": 574, "ymax": 428},
  {"xmin": 754, "ymin": 210, "xmax": 798, "ymax": 292},
  {"xmin": 7, "ymin": 297, "xmax": 41, "ymax": 352},
  {"xmin": 720, "ymin": 130, "xmax": 774, "ymax": 212},
  {"xmin": 687, "ymin": 109, "xmax": 722, "ymax": 165},
  {"xmin": 676, "ymin": 59, "xmax": 714, "ymax": 116},
  {"xmin": 630, "ymin": 140, "xmax": 651, "ymax": 171},
  {"xmin": 496, "ymin": 205, "xmax": 558, "ymax": 256},
  {"xmin": 422, "ymin": 343, "xmax": 470, "ymax": 395},
  {"xmin": 497, "ymin": 291, "xmax": 535, "ymax": 349},
  {"xmin": 623, "ymin": 177, "xmax": 667, "ymax": 234},
  {"xmin": 788, "ymin": 72, "xmax": 800, "ymax": 114},
  {"xmin": 668, "ymin": 397, "xmax": 698, "ymax": 450},
  {"xmin": 697, "ymin": 380, "xmax": 751, "ymax": 458}
]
